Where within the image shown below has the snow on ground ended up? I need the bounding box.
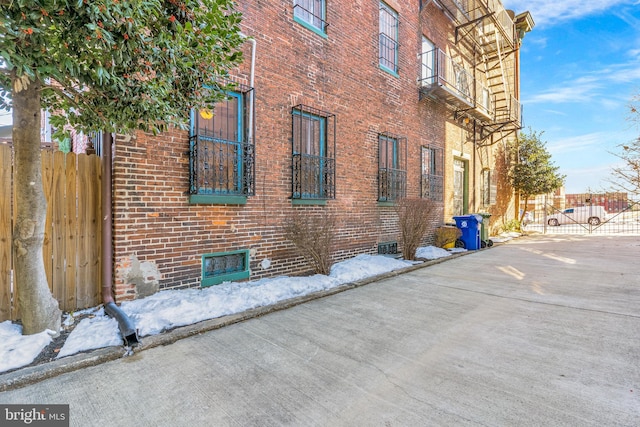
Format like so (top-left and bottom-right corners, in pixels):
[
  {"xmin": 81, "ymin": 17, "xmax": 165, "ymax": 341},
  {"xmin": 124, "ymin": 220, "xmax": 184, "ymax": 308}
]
[
  {"xmin": 0, "ymin": 322, "xmax": 56, "ymax": 373},
  {"xmin": 416, "ymin": 246, "xmax": 453, "ymax": 259},
  {"xmin": 0, "ymin": 245, "xmax": 475, "ymax": 374},
  {"xmin": 490, "ymin": 231, "xmax": 521, "ymax": 243}
]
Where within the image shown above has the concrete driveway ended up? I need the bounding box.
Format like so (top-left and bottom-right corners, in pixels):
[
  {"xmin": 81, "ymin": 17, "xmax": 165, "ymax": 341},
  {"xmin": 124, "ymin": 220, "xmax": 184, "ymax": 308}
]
[{"xmin": 1, "ymin": 234, "xmax": 639, "ymax": 426}]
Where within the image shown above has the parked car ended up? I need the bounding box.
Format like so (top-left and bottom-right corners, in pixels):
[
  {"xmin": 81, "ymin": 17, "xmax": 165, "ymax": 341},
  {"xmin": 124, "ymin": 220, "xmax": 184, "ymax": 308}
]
[{"xmin": 547, "ymin": 206, "xmax": 607, "ymax": 226}]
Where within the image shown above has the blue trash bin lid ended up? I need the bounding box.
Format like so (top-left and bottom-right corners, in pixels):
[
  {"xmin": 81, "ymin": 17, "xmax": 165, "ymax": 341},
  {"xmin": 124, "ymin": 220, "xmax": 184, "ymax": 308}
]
[{"xmin": 454, "ymin": 214, "xmax": 482, "ymax": 223}]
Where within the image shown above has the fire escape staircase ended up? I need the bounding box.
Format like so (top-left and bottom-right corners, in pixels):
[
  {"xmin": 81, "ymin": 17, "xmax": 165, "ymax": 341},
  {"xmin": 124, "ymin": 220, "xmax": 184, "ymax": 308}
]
[{"xmin": 420, "ymin": 0, "xmax": 526, "ymax": 144}]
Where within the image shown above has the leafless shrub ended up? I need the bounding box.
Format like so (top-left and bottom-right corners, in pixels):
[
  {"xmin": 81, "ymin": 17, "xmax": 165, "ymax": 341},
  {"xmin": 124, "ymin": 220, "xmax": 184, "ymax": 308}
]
[
  {"xmin": 283, "ymin": 210, "xmax": 336, "ymax": 275},
  {"xmin": 394, "ymin": 197, "xmax": 437, "ymax": 260}
]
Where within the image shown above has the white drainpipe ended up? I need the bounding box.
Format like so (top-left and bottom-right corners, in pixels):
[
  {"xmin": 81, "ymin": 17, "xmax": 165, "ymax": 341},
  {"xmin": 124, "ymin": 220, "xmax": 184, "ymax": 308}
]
[{"xmin": 240, "ymin": 32, "xmax": 256, "ymax": 144}]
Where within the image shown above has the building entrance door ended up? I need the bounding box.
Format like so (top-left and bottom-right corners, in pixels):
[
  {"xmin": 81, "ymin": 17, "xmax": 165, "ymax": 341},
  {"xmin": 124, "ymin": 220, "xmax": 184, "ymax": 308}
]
[{"xmin": 453, "ymin": 159, "xmax": 466, "ymax": 216}]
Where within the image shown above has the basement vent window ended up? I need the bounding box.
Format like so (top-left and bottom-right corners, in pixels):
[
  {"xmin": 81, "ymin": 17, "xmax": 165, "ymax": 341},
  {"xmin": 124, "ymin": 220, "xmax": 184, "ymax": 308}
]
[
  {"xmin": 377, "ymin": 241, "xmax": 398, "ymax": 255},
  {"xmin": 201, "ymin": 250, "xmax": 250, "ymax": 287}
]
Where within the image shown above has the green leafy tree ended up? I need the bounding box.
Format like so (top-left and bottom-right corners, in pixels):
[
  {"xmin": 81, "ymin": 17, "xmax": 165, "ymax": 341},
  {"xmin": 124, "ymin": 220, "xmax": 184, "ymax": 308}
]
[
  {"xmin": 608, "ymin": 97, "xmax": 640, "ymax": 196},
  {"xmin": 508, "ymin": 130, "xmax": 565, "ymax": 223},
  {"xmin": 0, "ymin": 0, "xmax": 244, "ymax": 334}
]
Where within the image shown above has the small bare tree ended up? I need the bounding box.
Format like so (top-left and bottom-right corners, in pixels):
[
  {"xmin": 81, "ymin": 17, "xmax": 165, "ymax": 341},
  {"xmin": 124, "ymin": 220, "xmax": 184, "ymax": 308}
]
[
  {"xmin": 394, "ymin": 198, "xmax": 437, "ymax": 260},
  {"xmin": 608, "ymin": 97, "xmax": 640, "ymax": 196},
  {"xmin": 283, "ymin": 210, "xmax": 336, "ymax": 275}
]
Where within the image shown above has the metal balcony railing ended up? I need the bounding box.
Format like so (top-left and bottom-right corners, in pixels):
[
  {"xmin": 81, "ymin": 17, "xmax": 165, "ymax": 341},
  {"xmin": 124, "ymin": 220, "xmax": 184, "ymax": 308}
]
[
  {"xmin": 486, "ymin": 0, "xmax": 516, "ymax": 44},
  {"xmin": 421, "ymin": 174, "xmax": 444, "ymax": 202},
  {"xmin": 420, "ymin": 48, "xmax": 474, "ymax": 108},
  {"xmin": 495, "ymin": 95, "xmax": 521, "ymax": 126},
  {"xmin": 189, "ymin": 135, "xmax": 255, "ymax": 196},
  {"xmin": 420, "ymin": 48, "xmax": 498, "ymax": 121},
  {"xmin": 292, "ymin": 154, "xmax": 336, "ymax": 199},
  {"xmin": 438, "ymin": 0, "xmax": 516, "ymax": 49},
  {"xmin": 378, "ymin": 168, "xmax": 407, "ymax": 202}
]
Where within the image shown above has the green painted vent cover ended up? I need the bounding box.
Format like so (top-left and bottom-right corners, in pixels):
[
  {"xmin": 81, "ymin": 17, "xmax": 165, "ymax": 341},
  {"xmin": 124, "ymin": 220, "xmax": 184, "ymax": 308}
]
[
  {"xmin": 201, "ymin": 250, "xmax": 250, "ymax": 287},
  {"xmin": 378, "ymin": 242, "xmax": 398, "ymax": 255}
]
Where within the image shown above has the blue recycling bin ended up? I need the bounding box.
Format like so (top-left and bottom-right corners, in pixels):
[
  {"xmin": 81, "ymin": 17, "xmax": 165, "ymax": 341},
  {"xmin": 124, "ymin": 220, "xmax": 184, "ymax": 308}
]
[{"xmin": 452, "ymin": 214, "xmax": 483, "ymax": 250}]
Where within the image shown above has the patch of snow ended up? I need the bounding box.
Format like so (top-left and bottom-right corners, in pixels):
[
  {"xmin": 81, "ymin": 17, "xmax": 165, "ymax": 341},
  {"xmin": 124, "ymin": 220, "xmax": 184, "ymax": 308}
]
[
  {"xmin": 0, "ymin": 246, "xmax": 463, "ymax": 373},
  {"xmin": 329, "ymin": 254, "xmax": 414, "ymax": 282},
  {"xmin": 57, "ymin": 313, "xmax": 122, "ymax": 358},
  {"xmin": 0, "ymin": 321, "xmax": 55, "ymax": 373},
  {"xmin": 490, "ymin": 232, "xmax": 521, "ymax": 243},
  {"xmin": 415, "ymin": 246, "xmax": 452, "ymax": 259}
]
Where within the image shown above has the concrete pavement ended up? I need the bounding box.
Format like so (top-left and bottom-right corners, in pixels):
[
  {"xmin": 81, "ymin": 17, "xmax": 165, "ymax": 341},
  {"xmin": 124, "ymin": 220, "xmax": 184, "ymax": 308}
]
[{"xmin": 1, "ymin": 234, "xmax": 639, "ymax": 426}]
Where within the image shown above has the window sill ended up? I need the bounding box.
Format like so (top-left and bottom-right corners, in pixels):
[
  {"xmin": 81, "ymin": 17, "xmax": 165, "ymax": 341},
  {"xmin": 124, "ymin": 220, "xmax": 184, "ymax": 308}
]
[
  {"xmin": 379, "ymin": 64, "xmax": 399, "ymax": 78},
  {"xmin": 377, "ymin": 201, "xmax": 396, "ymax": 207},
  {"xmin": 189, "ymin": 194, "xmax": 248, "ymax": 205},
  {"xmin": 291, "ymin": 198, "xmax": 328, "ymax": 206},
  {"xmin": 294, "ymin": 16, "xmax": 328, "ymax": 39}
]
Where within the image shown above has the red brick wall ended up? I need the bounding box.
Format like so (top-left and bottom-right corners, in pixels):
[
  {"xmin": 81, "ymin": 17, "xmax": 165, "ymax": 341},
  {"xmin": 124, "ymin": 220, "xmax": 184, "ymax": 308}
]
[{"xmin": 112, "ymin": 0, "xmax": 451, "ymax": 299}]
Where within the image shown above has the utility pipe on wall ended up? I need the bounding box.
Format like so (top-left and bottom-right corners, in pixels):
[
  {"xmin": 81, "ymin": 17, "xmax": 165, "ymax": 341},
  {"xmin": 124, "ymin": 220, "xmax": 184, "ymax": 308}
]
[
  {"xmin": 240, "ymin": 32, "xmax": 256, "ymax": 144},
  {"xmin": 101, "ymin": 132, "xmax": 139, "ymax": 347}
]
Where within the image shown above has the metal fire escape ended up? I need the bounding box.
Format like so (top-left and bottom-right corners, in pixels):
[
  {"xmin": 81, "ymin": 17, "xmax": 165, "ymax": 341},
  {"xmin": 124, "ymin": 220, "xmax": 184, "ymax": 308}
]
[{"xmin": 420, "ymin": 0, "xmax": 534, "ymax": 144}]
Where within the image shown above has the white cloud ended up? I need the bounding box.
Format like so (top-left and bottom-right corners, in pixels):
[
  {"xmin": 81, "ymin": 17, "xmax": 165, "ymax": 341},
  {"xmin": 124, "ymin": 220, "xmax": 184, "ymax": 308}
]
[
  {"xmin": 524, "ymin": 61, "xmax": 640, "ymax": 105},
  {"xmin": 501, "ymin": 0, "xmax": 637, "ymax": 27},
  {"xmin": 524, "ymin": 78, "xmax": 601, "ymax": 104},
  {"xmin": 548, "ymin": 130, "xmax": 633, "ymax": 156},
  {"xmin": 547, "ymin": 132, "xmax": 608, "ymax": 154},
  {"xmin": 614, "ymin": 7, "xmax": 640, "ymax": 28},
  {"xmin": 542, "ymin": 109, "xmax": 568, "ymax": 116}
]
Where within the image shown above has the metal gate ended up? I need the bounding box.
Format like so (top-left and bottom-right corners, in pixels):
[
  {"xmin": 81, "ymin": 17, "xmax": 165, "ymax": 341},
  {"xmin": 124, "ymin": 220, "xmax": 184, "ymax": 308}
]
[{"xmin": 523, "ymin": 194, "xmax": 640, "ymax": 235}]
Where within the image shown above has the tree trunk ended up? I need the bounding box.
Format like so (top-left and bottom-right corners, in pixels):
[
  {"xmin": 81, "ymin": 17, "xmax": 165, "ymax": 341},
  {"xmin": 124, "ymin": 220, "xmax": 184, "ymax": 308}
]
[
  {"xmin": 12, "ymin": 74, "xmax": 62, "ymax": 335},
  {"xmin": 519, "ymin": 194, "xmax": 529, "ymax": 223}
]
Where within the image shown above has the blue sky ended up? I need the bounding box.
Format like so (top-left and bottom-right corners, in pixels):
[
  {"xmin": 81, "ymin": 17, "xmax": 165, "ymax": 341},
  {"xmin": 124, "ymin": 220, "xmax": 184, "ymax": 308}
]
[
  {"xmin": 503, "ymin": 0, "xmax": 640, "ymax": 193},
  {"xmin": 3, "ymin": 1, "xmax": 639, "ymax": 194}
]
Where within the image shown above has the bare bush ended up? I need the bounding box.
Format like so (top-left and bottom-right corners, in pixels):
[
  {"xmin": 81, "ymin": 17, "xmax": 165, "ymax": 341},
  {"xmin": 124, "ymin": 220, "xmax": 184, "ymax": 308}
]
[
  {"xmin": 283, "ymin": 210, "xmax": 336, "ymax": 275},
  {"xmin": 394, "ymin": 198, "xmax": 437, "ymax": 260},
  {"xmin": 434, "ymin": 225, "xmax": 461, "ymax": 248}
]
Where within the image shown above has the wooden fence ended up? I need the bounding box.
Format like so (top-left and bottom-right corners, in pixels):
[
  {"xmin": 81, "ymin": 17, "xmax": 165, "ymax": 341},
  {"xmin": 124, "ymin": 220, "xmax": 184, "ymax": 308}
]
[{"xmin": 0, "ymin": 143, "xmax": 102, "ymax": 322}]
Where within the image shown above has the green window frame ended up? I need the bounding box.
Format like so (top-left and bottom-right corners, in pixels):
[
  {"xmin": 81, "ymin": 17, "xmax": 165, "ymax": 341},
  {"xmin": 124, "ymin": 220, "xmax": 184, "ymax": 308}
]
[
  {"xmin": 378, "ymin": 132, "xmax": 407, "ymax": 202},
  {"xmin": 421, "ymin": 146, "xmax": 443, "ymax": 201},
  {"xmin": 189, "ymin": 86, "xmax": 255, "ymax": 204},
  {"xmin": 379, "ymin": 2, "xmax": 399, "ymax": 75},
  {"xmin": 291, "ymin": 105, "xmax": 336, "ymax": 201},
  {"xmin": 201, "ymin": 250, "xmax": 250, "ymax": 287},
  {"xmin": 293, "ymin": 0, "xmax": 327, "ymax": 37}
]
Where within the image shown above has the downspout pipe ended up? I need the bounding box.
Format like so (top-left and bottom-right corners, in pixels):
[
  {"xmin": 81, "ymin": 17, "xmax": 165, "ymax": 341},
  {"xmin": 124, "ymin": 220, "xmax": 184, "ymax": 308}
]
[
  {"xmin": 239, "ymin": 32, "xmax": 256, "ymax": 144},
  {"xmin": 101, "ymin": 131, "xmax": 139, "ymax": 347}
]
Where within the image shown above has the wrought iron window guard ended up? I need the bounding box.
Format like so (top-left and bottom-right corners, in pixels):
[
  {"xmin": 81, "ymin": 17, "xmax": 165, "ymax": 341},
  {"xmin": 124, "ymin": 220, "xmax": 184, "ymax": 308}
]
[
  {"xmin": 189, "ymin": 85, "xmax": 255, "ymax": 198},
  {"xmin": 378, "ymin": 131, "xmax": 407, "ymax": 202},
  {"xmin": 291, "ymin": 104, "xmax": 336, "ymax": 200}
]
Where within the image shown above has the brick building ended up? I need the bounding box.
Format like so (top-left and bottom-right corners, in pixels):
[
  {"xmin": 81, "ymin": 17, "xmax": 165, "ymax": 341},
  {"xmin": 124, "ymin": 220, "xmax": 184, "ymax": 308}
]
[
  {"xmin": 565, "ymin": 192, "xmax": 630, "ymax": 213},
  {"xmin": 108, "ymin": 0, "xmax": 533, "ymax": 300}
]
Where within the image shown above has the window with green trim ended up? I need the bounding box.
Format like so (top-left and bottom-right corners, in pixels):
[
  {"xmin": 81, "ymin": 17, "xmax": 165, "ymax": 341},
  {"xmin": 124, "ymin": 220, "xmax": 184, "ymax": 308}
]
[
  {"xmin": 378, "ymin": 132, "xmax": 406, "ymax": 202},
  {"xmin": 421, "ymin": 146, "xmax": 443, "ymax": 201},
  {"xmin": 379, "ymin": 2, "xmax": 399, "ymax": 74},
  {"xmin": 294, "ymin": 0, "xmax": 327, "ymax": 33},
  {"xmin": 189, "ymin": 85, "xmax": 255, "ymax": 201},
  {"xmin": 201, "ymin": 250, "xmax": 250, "ymax": 287},
  {"xmin": 291, "ymin": 105, "xmax": 336, "ymax": 200}
]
